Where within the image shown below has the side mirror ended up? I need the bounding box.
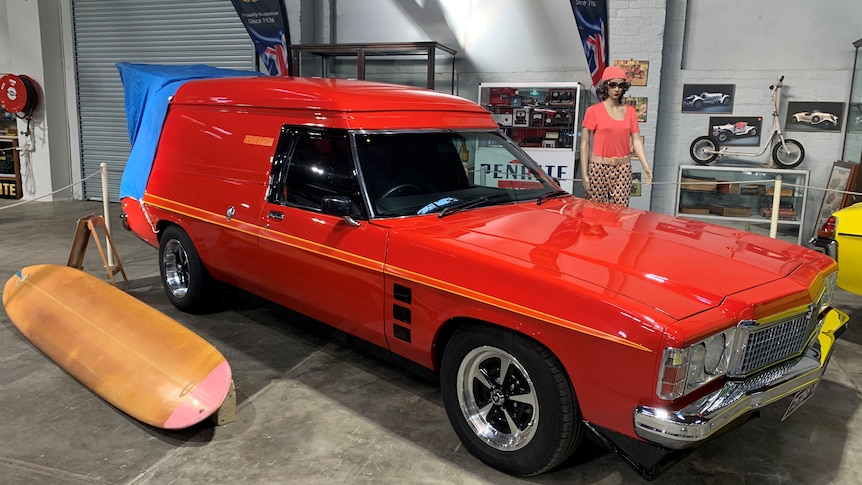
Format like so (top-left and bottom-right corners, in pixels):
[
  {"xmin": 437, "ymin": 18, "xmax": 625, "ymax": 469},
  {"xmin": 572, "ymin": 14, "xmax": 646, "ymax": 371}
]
[{"xmin": 321, "ymin": 195, "xmax": 360, "ymax": 227}]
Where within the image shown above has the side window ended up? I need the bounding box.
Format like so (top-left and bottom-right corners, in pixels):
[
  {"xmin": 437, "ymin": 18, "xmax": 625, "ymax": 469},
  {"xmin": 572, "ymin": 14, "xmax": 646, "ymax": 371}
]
[{"xmin": 275, "ymin": 130, "xmax": 364, "ymax": 216}]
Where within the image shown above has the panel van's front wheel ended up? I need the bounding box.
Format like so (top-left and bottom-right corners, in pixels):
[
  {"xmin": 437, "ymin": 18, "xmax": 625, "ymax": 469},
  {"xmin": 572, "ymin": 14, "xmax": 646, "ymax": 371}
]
[
  {"xmin": 159, "ymin": 225, "xmax": 213, "ymax": 313},
  {"xmin": 440, "ymin": 326, "xmax": 581, "ymax": 476}
]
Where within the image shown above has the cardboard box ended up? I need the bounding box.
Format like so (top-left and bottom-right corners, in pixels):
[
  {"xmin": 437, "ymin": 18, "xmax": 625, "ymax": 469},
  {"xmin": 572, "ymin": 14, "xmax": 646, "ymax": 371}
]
[
  {"xmin": 717, "ymin": 182, "xmax": 740, "ymax": 194},
  {"xmin": 709, "ymin": 204, "xmax": 751, "ymax": 217},
  {"xmin": 681, "ymin": 175, "xmax": 717, "ymax": 191},
  {"xmin": 679, "ymin": 205, "xmax": 710, "ymax": 215}
]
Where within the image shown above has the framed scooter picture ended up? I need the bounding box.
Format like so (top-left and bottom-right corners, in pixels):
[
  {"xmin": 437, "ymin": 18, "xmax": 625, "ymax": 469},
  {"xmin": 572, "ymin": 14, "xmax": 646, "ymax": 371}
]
[{"xmin": 813, "ymin": 161, "xmax": 859, "ymax": 237}]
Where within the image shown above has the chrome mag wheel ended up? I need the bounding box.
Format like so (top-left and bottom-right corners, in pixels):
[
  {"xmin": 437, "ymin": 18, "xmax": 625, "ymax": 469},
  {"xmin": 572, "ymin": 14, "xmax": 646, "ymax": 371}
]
[{"xmin": 456, "ymin": 345, "xmax": 539, "ymax": 451}]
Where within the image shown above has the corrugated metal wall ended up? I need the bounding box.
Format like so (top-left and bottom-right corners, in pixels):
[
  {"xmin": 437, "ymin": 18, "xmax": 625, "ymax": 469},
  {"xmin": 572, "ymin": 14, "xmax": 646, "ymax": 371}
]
[{"xmin": 71, "ymin": 0, "xmax": 254, "ymax": 200}]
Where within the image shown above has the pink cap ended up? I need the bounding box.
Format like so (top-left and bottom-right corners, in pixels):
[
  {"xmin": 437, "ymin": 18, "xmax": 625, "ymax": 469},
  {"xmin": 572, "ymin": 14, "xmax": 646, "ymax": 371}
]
[{"xmin": 601, "ymin": 66, "xmax": 627, "ymax": 82}]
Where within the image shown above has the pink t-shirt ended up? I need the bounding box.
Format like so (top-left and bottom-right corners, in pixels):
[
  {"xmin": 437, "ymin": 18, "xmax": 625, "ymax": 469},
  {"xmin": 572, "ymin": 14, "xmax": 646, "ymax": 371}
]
[{"xmin": 582, "ymin": 103, "xmax": 639, "ymax": 158}]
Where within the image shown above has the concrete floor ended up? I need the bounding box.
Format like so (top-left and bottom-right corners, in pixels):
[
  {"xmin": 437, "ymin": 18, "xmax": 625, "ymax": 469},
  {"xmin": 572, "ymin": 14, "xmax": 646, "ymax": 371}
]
[{"xmin": 1, "ymin": 199, "xmax": 861, "ymax": 485}]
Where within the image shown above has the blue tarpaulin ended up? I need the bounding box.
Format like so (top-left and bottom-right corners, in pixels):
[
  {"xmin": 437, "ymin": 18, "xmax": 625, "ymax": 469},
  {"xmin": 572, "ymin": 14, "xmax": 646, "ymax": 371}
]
[{"xmin": 117, "ymin": 63, "xmax": 262, "ymax": 200}]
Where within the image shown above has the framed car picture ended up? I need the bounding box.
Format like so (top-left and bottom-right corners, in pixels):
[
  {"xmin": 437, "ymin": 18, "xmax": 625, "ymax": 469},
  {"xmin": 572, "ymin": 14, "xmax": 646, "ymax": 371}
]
[
  {"xmin": 785, "ymin": 101, "xmax": 844, "ymax": 132},
  {"xmin": 708, "ymin": 116, "xmax": 762, "ymax": 147},
  {"xmin": 813, "ymin": 161, "xmax": 860, "ymax": 237},
  {"xmin": 682, "ymin": 84, "xmax": 735, "ymax": 113},
  {"xmin": 613, "ymin": 59, "xmax": 649, "ymax": 87}
]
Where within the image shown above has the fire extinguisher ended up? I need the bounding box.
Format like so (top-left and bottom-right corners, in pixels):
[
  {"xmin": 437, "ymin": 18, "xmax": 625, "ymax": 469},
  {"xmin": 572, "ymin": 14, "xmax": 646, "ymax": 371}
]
[{"xmin": 0, "ymin": 74, "xmax": 40, "ymax": 119}]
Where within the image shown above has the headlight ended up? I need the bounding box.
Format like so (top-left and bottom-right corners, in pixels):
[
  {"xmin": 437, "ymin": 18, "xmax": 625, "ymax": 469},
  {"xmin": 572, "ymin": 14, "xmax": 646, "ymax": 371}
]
[
  {"xmin": 817, "ymin": 272, "xmax": 837, "ymax": 317},
  {"xmin": 657, "ymin": 328, "xmax": 736, "ymax": 400}
]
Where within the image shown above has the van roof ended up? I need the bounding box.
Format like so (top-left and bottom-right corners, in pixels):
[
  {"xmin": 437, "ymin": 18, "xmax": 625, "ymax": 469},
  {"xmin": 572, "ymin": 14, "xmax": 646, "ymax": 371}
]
[{"xmin": 172, "ymin": 76, "xmax": 495, "ymax": 120}]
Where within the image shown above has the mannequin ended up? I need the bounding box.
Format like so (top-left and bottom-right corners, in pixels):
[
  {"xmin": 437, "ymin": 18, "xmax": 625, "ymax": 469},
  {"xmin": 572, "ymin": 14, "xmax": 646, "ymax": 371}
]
[{"xmin": 580, "ymin": 66, "xmax": 652, "ymax": 206}]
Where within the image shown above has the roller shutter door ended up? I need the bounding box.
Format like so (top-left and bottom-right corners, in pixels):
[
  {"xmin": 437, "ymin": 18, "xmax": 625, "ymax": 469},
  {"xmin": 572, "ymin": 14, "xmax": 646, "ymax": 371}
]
[{"xmin": 71, "ymin": 0, "xmax": 253, "ymax": 200}]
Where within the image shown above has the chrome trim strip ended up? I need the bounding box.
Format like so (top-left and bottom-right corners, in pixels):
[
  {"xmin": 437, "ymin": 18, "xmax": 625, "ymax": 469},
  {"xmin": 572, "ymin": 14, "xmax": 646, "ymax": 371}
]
[{"xmin": 808, "ymin": 236, "xmax": 837, "ymax": 260}]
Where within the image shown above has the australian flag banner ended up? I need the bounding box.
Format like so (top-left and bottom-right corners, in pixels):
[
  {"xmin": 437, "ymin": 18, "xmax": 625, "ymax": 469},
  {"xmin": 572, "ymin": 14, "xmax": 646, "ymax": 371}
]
[
  {"xmin": 570, "ymin": 0, "xmax": 609, "ymax": 89},
  {"xmin": 230, "ymin": 0, "xmax": 292, "ymax": 76}
]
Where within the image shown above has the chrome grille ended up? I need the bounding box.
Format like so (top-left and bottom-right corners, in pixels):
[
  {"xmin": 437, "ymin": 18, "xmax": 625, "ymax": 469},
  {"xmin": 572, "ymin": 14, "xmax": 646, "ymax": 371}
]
[{"xmin": 729, "ymin": 309, "xmax": 817, "ymax": 377}]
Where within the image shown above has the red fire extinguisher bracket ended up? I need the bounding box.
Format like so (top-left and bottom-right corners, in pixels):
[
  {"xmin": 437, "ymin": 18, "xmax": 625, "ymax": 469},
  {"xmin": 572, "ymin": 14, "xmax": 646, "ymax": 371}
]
[{"xmin": 0, "ymin": 74, "xmax": 40, "ymax": 117}]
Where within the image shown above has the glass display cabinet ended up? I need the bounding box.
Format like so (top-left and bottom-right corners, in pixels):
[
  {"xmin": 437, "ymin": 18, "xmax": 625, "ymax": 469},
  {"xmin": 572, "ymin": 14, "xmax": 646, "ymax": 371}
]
[
  {"xmin": 675, "ymin": 165, "xmax": 810, "ymax": 245},
  {"xmin": 478, "ymin": 82, "xmax": 591, "ymax": 194},
  {"xmin": 842, "ymin": 38, "xmax": 862, "ymax": 164},
  {"xmin": 289, "ymin": 42, "xmax": 457, "ymax": 94}
]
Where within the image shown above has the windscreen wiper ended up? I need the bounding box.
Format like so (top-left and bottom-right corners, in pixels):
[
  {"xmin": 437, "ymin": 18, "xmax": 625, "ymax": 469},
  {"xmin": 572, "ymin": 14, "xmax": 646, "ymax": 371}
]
[
  {"xmin": 536, "ymin": 190, "xmax": 570, "ymax": 205},
  {"xmin": 438, "ymin": 195, "xmax": 492, "ymax": 218}
]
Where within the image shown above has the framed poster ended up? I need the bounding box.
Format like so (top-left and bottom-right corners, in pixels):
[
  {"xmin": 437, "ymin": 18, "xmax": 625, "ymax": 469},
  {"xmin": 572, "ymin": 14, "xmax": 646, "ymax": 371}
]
[
  {"xmin": 624, "ymin": 97, "xmax": 648, "ymax": 122},
  {"xmin": 630, "ymin": 172, "xmax": 642, "ymax": 197},
  {"xmin": 682, "ymin": 84, "xmax": 734, "ymax": 113},
  {"xmin": 613, "ymin": 59, "xmax": 649, "ymax": 87},
  {"xmin": 813, "ymin": 161, "xmax": 860, "ymax": 237},
  {"xmin": 708, "ymin": 116, "xmax": 762, "ymax": 147},
  {"xmin": 785, "ymin": 101, "xmax": 844, "ymax": 132}
]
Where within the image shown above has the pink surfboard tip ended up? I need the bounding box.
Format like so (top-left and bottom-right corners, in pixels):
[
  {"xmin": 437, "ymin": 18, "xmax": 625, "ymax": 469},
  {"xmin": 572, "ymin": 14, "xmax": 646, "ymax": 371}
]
[{"xmin": 163, "ymin": 360, "xmax": 233, "ymax": 429}]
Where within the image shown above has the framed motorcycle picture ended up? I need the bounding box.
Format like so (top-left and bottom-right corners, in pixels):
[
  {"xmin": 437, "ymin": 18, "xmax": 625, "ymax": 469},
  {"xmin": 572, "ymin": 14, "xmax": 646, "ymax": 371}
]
[
  {"xmin": 682, "ymin": 84, "xmax": 735, "ymax": 113},
  {"xmin": 708, "ymin": 116, "xmax": 762, "ymax": 147}
]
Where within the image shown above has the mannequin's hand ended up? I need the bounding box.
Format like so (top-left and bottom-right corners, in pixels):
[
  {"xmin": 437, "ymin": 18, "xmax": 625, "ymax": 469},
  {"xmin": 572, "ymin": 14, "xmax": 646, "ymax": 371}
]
[
  {"xmin": 643, "ymin": 171, "xmax": 653, "ymax": 185},
  {"xmin": 582, "ymin": 176, "xmax": 590, "ymax": 192}
]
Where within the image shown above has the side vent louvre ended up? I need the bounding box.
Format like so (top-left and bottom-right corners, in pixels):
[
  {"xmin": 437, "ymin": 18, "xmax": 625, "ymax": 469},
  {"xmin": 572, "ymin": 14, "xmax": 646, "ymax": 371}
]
[
  {"xmin": 393, "ymin": 304, "xmax": 411, "ymax": 324},
  {"xmin": 393, "ymin": 324, "xmax": 411, "ymax": 342},
  {"xmin": 394, "ymin": 284, "xmax": 412, "ymax": 304}
]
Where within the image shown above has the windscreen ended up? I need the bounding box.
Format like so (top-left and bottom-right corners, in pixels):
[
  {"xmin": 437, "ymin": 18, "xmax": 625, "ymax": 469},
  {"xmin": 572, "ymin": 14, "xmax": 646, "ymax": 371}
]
[{"xmin": 355, "ymin": 131, "xmax": 561, "ymax": 217}]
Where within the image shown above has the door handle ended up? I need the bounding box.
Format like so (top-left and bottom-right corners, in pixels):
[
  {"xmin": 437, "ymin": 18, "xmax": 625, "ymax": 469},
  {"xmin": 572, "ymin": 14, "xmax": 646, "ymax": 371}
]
[{"xmin": 267, "ymin": 210, "xmax": 284, "ymax": 221}]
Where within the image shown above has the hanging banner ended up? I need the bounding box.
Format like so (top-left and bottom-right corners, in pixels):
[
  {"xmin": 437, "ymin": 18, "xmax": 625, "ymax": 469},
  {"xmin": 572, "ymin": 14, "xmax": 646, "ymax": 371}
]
[
  {"xmin": 230, "ymin": 0, "xmax": 292, "ymax": 76},
  {"xmin": 569, "ymin": 0, "xmax": 609, "ymax": 89}
]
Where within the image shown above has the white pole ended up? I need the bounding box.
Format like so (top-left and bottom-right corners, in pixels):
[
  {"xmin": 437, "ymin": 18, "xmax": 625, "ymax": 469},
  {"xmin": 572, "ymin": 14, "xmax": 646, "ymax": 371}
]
[
  {"xmin": 769, "ymin": 175, "xmax": 781, "ymax": 239},
  {"xmin": 100, "ymin": 163, "xmax": 114, "ymax": 267}
]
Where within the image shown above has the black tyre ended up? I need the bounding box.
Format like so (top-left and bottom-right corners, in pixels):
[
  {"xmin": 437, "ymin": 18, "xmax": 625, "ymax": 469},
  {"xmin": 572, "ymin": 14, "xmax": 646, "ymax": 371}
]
[
  {"xmin": 772, "ymin": 139, "xmax": 805, "ymax": 168},
  {"xmin": 159, "ymin": 225, "xmax": 214, "ymax": 313},
  {"xmin": 812, "ymin": 115, "xmax": 821, "ymax": 124},
  {"xmin": 693, "ymin": 100, "xmax": 703, "ymax": 109},
  {"xmin": 749, "ymin": 127, "xmax": 758, "ymax": 137},
  {"xmin": 717, "ymin": 130, "xmax": 729, "ymax": 142},
  {"xmin": 690, "ymin": 136, "xmax": 719, "ymax": 165},
  {"xmin": 440, "ymin": 325, "xmax": 581, "ymax": 477}
]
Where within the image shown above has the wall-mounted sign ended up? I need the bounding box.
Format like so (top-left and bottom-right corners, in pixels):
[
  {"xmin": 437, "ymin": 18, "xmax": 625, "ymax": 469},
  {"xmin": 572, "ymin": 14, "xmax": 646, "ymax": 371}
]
[{"xmin": 613, "ymin": 59, "xmax": 649, "ymax": 87}]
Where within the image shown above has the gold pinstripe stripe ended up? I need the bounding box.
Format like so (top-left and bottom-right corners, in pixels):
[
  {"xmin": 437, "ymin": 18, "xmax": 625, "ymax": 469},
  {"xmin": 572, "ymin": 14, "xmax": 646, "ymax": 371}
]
[{"xmin": 143, "ymin": 193, "xmax": 653, "ymax": 352}]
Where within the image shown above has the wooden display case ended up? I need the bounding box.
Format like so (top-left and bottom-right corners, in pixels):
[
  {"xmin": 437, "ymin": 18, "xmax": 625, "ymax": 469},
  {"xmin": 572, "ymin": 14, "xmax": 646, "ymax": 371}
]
[{"xmin": 675, "ymin": 165, "xmax": 810, "ymax": 245}]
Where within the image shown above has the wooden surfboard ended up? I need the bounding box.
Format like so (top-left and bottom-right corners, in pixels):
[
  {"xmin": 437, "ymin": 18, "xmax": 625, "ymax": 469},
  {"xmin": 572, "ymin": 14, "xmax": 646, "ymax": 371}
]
[{"xmin": 2, "ymin": 264, "xmax": 232, "ymax": 429}]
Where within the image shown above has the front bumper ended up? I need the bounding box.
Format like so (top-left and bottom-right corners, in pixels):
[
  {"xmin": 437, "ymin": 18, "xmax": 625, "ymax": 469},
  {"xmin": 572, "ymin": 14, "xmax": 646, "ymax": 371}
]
[{"xmin": 633, "ymin": 307, "xmax": 849, "ymax": 449}]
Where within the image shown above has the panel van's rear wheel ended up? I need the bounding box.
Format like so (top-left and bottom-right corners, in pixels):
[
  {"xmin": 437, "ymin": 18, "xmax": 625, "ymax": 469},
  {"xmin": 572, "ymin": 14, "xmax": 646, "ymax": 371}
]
[
  {"xmin": 440, "ymin": 326, "xmax": 581, "ymax": 476},
  {"xmin": 159, "ymin": 225, "xmax": 213, "ymax": 313}
]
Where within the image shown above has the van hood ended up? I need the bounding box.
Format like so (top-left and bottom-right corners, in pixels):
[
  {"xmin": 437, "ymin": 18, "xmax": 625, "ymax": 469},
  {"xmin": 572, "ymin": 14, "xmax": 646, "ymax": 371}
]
[{"xmin": 398, "ymin": 200, "xmax": 814, "ymax": 321}]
